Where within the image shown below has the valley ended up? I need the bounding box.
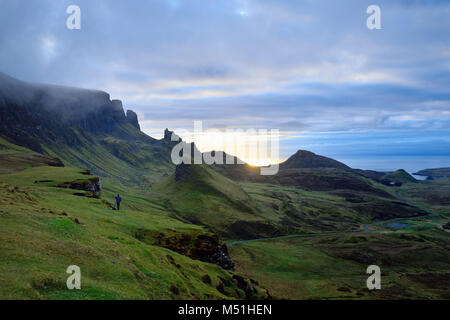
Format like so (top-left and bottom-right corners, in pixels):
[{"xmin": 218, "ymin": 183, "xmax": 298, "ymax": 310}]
[{"xmin": 0, "ymin": 72, "xmax": 449, "ymax": 300}]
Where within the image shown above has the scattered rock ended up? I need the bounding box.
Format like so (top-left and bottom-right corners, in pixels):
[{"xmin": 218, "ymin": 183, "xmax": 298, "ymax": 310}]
[
  {"xmin": 232, "ymin": 275, "xmax": 259, "ymax": 299},
  {"xmin": 34, "ymin": 180, "xmax": 53, "ymax": 184},
  {"xmin": 101, "ymin": 199, "xmax": 115, "ymax": 210},
  {"xmin": 203, "ymin": 245, "xmax": 235, "ymax": 271},
  {"xmin": 166, "ymin": 255, "xmax": 181, "ymax": 269},
  {"xmin": 57, "ymin": 176, "xmax": 102, "ymax": 198},
  {"xmin": 201, "ymin": 275, "xmax": 212, "ymax": 284},
  {"xmin": 216, "ymin": 282, "xmax": 225, "ymax": 294},
  {"xmin": 250, "ymin": 279, "xmax": 259, "ymax": 286},
  {"xmin": 170, "ymin": 285, "xmax": 180, "ymax": 295}
]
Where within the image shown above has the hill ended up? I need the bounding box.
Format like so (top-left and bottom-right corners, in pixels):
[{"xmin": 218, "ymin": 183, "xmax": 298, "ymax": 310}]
[
  {"xmin": 414, "ymin": 168, "xmax": 450, "ymax": 180},
  {"xmin": 154, "ymin": 163, "xmax": 277, "ymax": 239},
  {"xmin": 155, "ymin": 162, "xmax": 427, "ymax": 239},
  {"xmin": 382, "ymin": 169, "xmax": 417, "ymax": 184},
  {"xmin": 280, "ymin": 150, "xmax": 350, "ymax": 170}
]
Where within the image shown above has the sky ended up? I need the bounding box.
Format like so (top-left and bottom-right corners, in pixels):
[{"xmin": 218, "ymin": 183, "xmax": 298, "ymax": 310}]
[{"xmin": 0, "ymin": 0, "xmax": 449, "ymax": 171}]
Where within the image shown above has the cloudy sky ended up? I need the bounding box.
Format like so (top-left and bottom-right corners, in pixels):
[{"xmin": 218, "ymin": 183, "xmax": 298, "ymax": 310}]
[{"xmin": 1, "ymin": 0, "xmax": 449, "ymax": 170}]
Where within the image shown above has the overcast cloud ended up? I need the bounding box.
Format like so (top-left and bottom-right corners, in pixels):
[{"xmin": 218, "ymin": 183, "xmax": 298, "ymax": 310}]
[{"xmin": 0, "ymin": 0, "xmax": 449, "ymax": 169}]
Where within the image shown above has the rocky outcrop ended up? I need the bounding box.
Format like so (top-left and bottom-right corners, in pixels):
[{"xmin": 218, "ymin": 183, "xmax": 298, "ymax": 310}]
[
  {"xmin": 192, "ymin": 235, "xmax": 235, "ymax": 270},
  {"xmin": 163, "ymin": 128, "xmax": 185, "ymax": 147},
  {"xmin": 134, "ymin": 229, "xmax": 235, "ymax": 270},
  {"xmin": 56, "ymin": 176, "xmax": 102, "ymax": 198},
  {"xmin": 126, "ymin": 110, "xmax": 140, "ymax": 130},
  {"xmin": 232, "ymin": 275, "xmax": 261, "ymax": 300},
  {"xmin": 164, "ymin": 128, "xmax": 175, "ymax": 141},
  {"xmin": 202, "ymin": 244, "xmax": 235, "ymax": 270}
]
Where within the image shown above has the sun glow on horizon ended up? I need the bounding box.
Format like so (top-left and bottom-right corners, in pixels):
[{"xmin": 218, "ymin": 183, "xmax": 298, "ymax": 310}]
[
  {"xmin": 244, "ymin": 157, "xmax": 283, "ymax": 167},
  {"xmin": 177, "ymin": 125, "xmax": 282, "ymax": 166}
]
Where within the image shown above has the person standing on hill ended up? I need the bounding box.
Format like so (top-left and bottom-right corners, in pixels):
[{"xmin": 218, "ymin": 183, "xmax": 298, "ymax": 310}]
[{"xmin": 115, "ymin": 194, "xmax": 122, "ymax": 211}]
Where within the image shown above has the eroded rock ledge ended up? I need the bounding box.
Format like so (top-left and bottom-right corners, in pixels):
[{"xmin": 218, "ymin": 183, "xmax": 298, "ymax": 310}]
[{"xmin": 134, "ymin": 229, "xmax": 235, "ymax": 270}]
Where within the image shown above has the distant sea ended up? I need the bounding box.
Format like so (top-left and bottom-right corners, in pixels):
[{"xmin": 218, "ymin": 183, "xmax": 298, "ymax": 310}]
[
  {"xmin": 284, "ymin": 130, "xmax": 450, "ymax": 176},
  {"xmin": 330, "ymin": 156, "xmax": 449, "ymax": 175}
]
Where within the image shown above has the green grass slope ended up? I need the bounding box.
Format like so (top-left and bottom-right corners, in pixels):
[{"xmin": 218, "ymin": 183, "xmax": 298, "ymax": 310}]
[
  {"xmin": 0, "ymin": 137, "xmax": 63, "ymax": 174},
  {"xmin": 153, "ymin": 164, "xmax": 275, "ymax": 239},
  {"xmin": 0, "ymin": 159, "xmax": 269, "ymax": 300},
  {"xmin": 38, "ymin": 123, "xmax": 176, "ymax": 188},
  {"xmin": 154, "ymin": 163, "xmax": 427, "ymax": 241},
  {"xmin": 230, "ymin": 226, "xmax": 450, "ymax": 299},
  {"xmin": 382, "ymin": 169, "xmax": 417, "ymax": 184}
]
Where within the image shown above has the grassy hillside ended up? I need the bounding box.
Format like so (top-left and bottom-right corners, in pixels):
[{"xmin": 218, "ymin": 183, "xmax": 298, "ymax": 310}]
[
  {"xmin": 153, "ymin": 164, "xmax": 270, "ymax": 239},
  {"xmin": 38, "ymin": 123, "xmax": 176, "ymax": 188},
  {"xmin": 399, "ymin": 180, "xmax": 450, "ymax": 214},
  {"xmin": 0, "ymin": 158, "xmax": 269, "ymax": 299},
  {"xmin": 1, "ymin": 73, "xmax": 448, "ymax": 300},
  {"xmin": 230, "ymin": 221, "xmax": 450, "ymax": 299},
  {"xmin": 382, "ymin": 169, "xmax": 417, "ymax": 184},
  {"xmin": 153, "ymin": 162, "xmax": 427, "ymax": 240},
  {"xmin": 1, "ymin": 141, "xmax": 448, "ymax": 299},
  {"xmin": 229, "ymin": 179, "xmax": 450, "ymax": 300},
  {"xmin": 0, "ymin": 137, "xmax": 63, "ymax": 174}
]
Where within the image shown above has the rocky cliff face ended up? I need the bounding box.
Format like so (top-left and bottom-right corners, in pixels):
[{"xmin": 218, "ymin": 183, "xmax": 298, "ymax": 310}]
[
  {"xmin": 70, "ymin": 99, "xmax": 128, "ymax": 133},
  {"xmin": 126, "ymin": 110, "xmax": 140, "ymax": 130},
  {"xmin": 0, "ymin": 72, "xmax": 142, "ymax": 150}
]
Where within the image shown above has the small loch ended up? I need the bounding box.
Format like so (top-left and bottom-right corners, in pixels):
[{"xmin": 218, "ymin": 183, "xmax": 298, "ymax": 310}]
[{"xmin": 386, "ymin": 222, "xmax": 411, "ymax": 229}]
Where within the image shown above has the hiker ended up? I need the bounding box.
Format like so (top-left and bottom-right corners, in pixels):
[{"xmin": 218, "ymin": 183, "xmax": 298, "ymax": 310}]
[{"xmin": 115, "ymin": 194, "xmax": 122, "ymax": 211}]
